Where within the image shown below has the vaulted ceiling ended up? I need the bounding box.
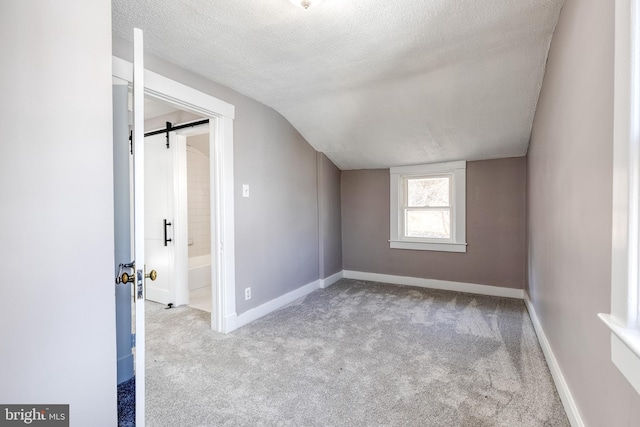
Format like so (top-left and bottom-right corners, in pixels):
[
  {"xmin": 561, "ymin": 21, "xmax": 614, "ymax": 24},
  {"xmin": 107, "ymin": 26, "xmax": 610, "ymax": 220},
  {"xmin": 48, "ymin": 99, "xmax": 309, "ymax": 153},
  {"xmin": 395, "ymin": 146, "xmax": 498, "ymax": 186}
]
[{"xmin": 112, "ymin": 0, "xmax": 564, "ymax": 170}]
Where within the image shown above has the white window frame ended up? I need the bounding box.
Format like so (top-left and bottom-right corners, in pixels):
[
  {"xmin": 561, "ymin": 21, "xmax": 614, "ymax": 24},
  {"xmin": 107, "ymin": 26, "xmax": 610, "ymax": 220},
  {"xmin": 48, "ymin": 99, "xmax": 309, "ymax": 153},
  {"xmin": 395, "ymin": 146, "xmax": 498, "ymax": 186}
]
[
  {"xmin": 599, "ymin": 0, "xmax": 640, "ymax": 396},
  {"xmin": 390, "ymin": 161, "xmax": 467, "ymax": 253}
]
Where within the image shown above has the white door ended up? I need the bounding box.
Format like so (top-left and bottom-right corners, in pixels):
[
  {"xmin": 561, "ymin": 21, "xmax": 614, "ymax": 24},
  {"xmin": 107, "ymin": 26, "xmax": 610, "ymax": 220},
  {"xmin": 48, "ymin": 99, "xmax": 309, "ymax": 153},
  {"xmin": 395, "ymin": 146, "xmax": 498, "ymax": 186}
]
[
  {"xmin": 144, "ymin": 133, "xmax": 174, "ymax": 305},
  {"xmin": 132, "ymin": 28, "xmax": 148, "ymax": 427},
  {"xmin": 144, "ymin": 131, "xmax": 189, "ymax": 307}
]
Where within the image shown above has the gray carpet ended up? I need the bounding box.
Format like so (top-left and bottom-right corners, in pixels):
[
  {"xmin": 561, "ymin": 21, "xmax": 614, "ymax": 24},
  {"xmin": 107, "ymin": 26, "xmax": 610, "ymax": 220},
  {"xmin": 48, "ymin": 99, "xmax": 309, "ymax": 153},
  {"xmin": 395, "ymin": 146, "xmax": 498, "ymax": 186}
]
[{"xmin": 146, "ymin": 279, "xmax": 569, "ymax": 426}]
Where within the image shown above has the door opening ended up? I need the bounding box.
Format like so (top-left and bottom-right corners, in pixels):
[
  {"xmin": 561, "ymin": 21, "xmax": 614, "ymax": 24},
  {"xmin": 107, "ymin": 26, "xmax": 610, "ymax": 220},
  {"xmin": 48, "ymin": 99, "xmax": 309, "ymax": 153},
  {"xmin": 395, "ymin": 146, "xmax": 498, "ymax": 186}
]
[
  {"xmin": 143, "ymin": 102, "xmax": 214, "ymax": 315},
  {"xmin": 113, "ymin": 52, "xmax": 236, "ymax": 425}
]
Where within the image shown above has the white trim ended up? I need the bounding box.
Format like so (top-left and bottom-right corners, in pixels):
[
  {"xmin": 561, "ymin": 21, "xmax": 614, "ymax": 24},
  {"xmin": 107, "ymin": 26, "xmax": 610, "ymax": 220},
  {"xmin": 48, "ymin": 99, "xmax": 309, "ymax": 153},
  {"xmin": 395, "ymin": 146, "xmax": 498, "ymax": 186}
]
[
  {"xmin": 600, "ymin": 0, "xmax": 640, "ymax": 394},
  {"xmin": 390, "ymin": 160, "xmax": 466, "ymax": 175},
  {"xmin": 223, "ymin": 312, "xmax": 238, "ymax": 334},
  {"xmin": 599, "ymin": 313, "xmax": 640, "ymax": 394},
  {"xmin": 390, "ymin": 161, "xmax": 466, "ymax": 252},
  {"xmin": 132, "ymin": 28, "xmax": 146, "ymax": 427},
  {"xmin": 599, "ymin": 313, "xmax": 640, "ymax": 359},
  {"xmin": 113, "ymin": 55, "xmax": 236, "ymax": 334},
  {"xmin": 342, "ymin": 271, "xmax": 523, "ymax": 299},
  {"xmin": 224, "ymin": 271, "xmax": 344, "ymax": 332},
  {"xmin": 612, "ymin": 334, "xmax": 640, "ymax": 394},
  {"xmin": 320, "ymin": 271, "xmax": 344, "ymax": 289},
  {"xmin": 172, "ymin": 133, "xmax": 189, "ymax": 307},
  {"xmin": 389, "ymin": 240, "xmax": 467, "ymax": 252},
  {"xmin": 524, "ymin": 293, "xmax": 585, "ymax": 427},
  {"xmin": 112, "ymin": 56, "xmax": 235, "ymax": 119},
  {"xmin": 229, "ymin": 280, "xmax": 321, "ymax": 331},
  {"xmin": 218, "ymin": 116, "xmax": 236, "ymax": 334}
]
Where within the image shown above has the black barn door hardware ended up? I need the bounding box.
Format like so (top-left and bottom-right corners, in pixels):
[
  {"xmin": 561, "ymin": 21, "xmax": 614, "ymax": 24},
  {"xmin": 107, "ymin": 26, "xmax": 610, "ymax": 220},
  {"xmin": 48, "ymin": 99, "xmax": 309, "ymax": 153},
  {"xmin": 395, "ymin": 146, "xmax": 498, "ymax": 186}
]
[
  {"xmin": 165, "ymin": 121, "xmax": 171, "ymax": 148},
  {"xmin": 144, "ymin": 119, "xmax": 210, "ymax": 149},
  {"xmin": 164, "ymin": 219, "xmax": 172, "ymax": 246}
]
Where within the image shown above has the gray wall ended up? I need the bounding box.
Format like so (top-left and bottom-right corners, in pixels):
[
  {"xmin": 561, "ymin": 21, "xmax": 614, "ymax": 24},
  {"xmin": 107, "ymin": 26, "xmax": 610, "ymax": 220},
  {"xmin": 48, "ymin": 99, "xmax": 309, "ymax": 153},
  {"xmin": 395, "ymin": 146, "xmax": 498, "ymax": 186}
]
[
  {"xmin": 233, "ymin": 101, "xmax": 318, "ymax": 314},
  {"xmin": 342, "ymin": 157, "xmax": 526, "ymax": 289},
  {"xmin": 318, "ymin": 153, "xmax": 343, "ymax": 279},
  {"xmin": 113, "ymin": 37, "xmax": 342, "ymax": 315},
  {"xmin": 526, "ymin": 0, "xmax": 640, "ymax": 424},
  {"xmin": 0, "ymin": 0, "xmax": 117, "ymax": 423}
]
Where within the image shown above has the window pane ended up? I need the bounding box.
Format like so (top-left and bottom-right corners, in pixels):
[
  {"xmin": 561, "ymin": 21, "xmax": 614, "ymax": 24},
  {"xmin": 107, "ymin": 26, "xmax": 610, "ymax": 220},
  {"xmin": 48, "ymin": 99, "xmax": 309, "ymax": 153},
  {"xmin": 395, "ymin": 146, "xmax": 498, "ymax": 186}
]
[
  {"xmin": 406, "ymin": 209, "xmax": 451, "ymax": 239},
  {"xmin": 408, "ymin": 177, "xmax": 450, "ymax": 207}
]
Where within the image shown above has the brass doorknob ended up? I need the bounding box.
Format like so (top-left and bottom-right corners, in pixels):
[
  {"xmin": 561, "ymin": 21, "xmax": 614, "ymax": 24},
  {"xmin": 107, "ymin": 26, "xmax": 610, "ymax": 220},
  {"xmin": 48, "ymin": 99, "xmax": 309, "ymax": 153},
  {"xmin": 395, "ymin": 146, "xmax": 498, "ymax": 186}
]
[
  {"xmin": 145, "ymin": 270, "xmax": 157, "ymax": 281},
  {"xmin": 120, "ymin": 272, "xmax": 134, "ymax": 284}
]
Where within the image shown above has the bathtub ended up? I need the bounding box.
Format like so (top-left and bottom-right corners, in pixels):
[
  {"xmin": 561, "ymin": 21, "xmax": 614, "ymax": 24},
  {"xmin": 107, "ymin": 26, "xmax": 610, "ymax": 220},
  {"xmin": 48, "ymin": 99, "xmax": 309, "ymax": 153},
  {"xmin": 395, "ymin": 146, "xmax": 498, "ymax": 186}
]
[{"xmin": 188, "ymin": 254, "xmax": 211, "ymax": 291}]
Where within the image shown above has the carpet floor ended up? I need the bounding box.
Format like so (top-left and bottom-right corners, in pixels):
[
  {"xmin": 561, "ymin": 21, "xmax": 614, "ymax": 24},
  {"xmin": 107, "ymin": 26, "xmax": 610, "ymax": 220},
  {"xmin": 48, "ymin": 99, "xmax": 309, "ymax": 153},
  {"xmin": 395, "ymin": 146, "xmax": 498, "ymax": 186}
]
[
  {"xmin": 117, "ymin": 376, "xmax": 135, "ymax": 427},
  {"xmin": 146, "ymin": 279, "xmax": 569, "ymax": 426}
]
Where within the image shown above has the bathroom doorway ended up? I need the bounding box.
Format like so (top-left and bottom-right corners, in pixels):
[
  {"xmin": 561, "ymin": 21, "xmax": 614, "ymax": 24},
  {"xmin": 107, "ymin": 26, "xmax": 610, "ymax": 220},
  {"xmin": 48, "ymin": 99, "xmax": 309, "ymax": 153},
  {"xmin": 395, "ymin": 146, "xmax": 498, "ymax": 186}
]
[{"xmin": 143, "ymin": 98, "xmax": 213, "ymax": 313}]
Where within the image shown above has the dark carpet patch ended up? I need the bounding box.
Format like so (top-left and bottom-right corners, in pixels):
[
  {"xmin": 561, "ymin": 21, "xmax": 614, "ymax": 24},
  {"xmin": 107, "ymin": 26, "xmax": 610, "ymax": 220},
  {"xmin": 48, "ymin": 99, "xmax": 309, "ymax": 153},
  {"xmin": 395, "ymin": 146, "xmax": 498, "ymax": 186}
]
[{"xmin": 117, "ymin": 376, "xmax": 135, "ymax": 427}]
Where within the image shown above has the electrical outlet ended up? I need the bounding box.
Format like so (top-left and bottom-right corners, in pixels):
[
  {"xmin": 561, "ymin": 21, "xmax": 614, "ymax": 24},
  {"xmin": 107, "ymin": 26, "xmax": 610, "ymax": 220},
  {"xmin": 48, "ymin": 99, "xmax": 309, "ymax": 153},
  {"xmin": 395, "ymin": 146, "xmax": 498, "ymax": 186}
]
[
  {"xmin": 245, "ymin": 287, "xmax": 251, "ymax": 300},
  {"xmin": 242, "ymin": 184, "xmax": 250, "ymax": 198}
]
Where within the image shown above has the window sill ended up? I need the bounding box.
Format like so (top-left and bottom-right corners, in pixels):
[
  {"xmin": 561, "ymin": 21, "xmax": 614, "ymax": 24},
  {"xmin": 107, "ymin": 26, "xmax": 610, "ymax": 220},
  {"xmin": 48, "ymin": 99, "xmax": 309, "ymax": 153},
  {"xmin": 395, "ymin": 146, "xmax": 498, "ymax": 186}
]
[
  {"xmin": 598, "ymin": 313, "xmax": 640, "ymax": 394},
  {"xmin": 389, "ymin": 240, "xmax": 467, "ymax": 253}
]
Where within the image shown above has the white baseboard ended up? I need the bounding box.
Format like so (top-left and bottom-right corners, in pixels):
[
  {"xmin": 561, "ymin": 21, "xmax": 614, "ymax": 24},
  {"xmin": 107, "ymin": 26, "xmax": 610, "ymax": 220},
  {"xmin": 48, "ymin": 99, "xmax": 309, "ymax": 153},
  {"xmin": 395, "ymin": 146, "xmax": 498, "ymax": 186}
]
[
  {"xmin": 230, "ymin": 279, "xmax": 321, "ymax": 331},
  {"xmin": 342, "ymin": 270, "xmax": 524, "ymax": 299},
  {"xmin": 320, "ymin": 271, "xmax": 344, "ymax": 289},
  {"xmin": 524, "ymin": 292, "xmax": 584, "ymax": 427},
  {"xmin": 225, "ymin": 270, "xmax": 522, "ymax": 333},
  {"xmin": 222, "ymin": 312, "xmax": 237, "ymax": 334}
]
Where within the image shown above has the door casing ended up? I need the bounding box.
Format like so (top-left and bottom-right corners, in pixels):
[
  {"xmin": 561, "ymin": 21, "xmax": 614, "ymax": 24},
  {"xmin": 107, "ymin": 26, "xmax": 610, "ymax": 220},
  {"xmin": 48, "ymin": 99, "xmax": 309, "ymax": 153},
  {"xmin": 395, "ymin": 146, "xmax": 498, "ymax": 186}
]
[{"xmin": 112, "ymin": 56, "xmax": 237, "ymax": 333}]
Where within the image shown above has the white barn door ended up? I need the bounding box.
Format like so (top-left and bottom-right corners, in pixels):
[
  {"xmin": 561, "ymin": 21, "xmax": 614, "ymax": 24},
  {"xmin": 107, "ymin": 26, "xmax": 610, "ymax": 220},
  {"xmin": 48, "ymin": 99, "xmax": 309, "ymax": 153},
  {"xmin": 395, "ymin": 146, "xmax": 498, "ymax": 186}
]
[{"xmin": 144, "ymin": 133, "xmax": 174, "ymax": 305}]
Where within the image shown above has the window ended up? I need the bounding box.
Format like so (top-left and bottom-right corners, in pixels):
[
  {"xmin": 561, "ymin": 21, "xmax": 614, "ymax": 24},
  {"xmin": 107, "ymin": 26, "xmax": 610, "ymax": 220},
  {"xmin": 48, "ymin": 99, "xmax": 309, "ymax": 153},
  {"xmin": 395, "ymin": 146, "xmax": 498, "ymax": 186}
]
[
  {"xmin": 598, "ymin": 0, "xmax": 640, "ymax": 396},
  {"xmin": 390, "ymin": 161, "xmax": 466, "ymax": 252},
  {"xmin": 405, "ymin": 175, "xmax": 451, "ymax": 239}
]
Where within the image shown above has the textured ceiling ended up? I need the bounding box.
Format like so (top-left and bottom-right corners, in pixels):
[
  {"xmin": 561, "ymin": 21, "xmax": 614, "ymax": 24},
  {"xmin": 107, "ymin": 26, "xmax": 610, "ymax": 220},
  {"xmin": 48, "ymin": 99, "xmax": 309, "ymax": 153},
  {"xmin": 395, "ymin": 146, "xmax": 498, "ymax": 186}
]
[{"xmin": 113, "ymin": 0, "xmax": 564, "ymax": 170}]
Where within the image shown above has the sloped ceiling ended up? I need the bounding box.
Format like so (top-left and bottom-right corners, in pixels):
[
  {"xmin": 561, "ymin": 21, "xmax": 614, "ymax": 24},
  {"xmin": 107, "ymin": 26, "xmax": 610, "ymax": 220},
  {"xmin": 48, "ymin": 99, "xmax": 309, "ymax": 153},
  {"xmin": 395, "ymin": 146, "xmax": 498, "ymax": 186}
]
[{"xmin": 112, "ymin": 0, "xmax": 564, "ymax": 170}]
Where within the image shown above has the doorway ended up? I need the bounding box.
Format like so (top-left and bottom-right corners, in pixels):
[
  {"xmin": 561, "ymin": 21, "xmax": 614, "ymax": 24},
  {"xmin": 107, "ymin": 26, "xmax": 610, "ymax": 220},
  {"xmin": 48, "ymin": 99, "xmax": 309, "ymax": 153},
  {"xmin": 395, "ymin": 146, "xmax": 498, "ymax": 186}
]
[
  {"xmin": 143, "ymin": 103, "xmax": 214, "ymax": 313},
  {"xmin": 108, "ymin": 51, "xmax": 239, "ymax": 334},
  {"xmin": 113, "ymin": 54, "xmax": 237, "ymax": 425}
]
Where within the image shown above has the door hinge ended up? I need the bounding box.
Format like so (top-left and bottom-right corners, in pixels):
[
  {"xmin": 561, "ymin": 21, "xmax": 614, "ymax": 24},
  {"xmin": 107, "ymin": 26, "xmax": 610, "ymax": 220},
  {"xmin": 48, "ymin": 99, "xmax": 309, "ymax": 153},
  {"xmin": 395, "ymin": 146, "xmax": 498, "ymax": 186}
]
[{"xmin": 131, "ymin": 333, "xmax": 136, "ymax": 348}]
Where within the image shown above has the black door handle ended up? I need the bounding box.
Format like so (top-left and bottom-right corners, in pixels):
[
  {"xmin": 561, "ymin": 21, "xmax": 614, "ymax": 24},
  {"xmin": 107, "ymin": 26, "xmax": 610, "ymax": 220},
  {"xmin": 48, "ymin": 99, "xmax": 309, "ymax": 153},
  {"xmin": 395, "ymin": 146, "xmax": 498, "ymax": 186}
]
[{"xmin": 164, "ymin": 219, "xmax": 172, "ymax": 246}]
